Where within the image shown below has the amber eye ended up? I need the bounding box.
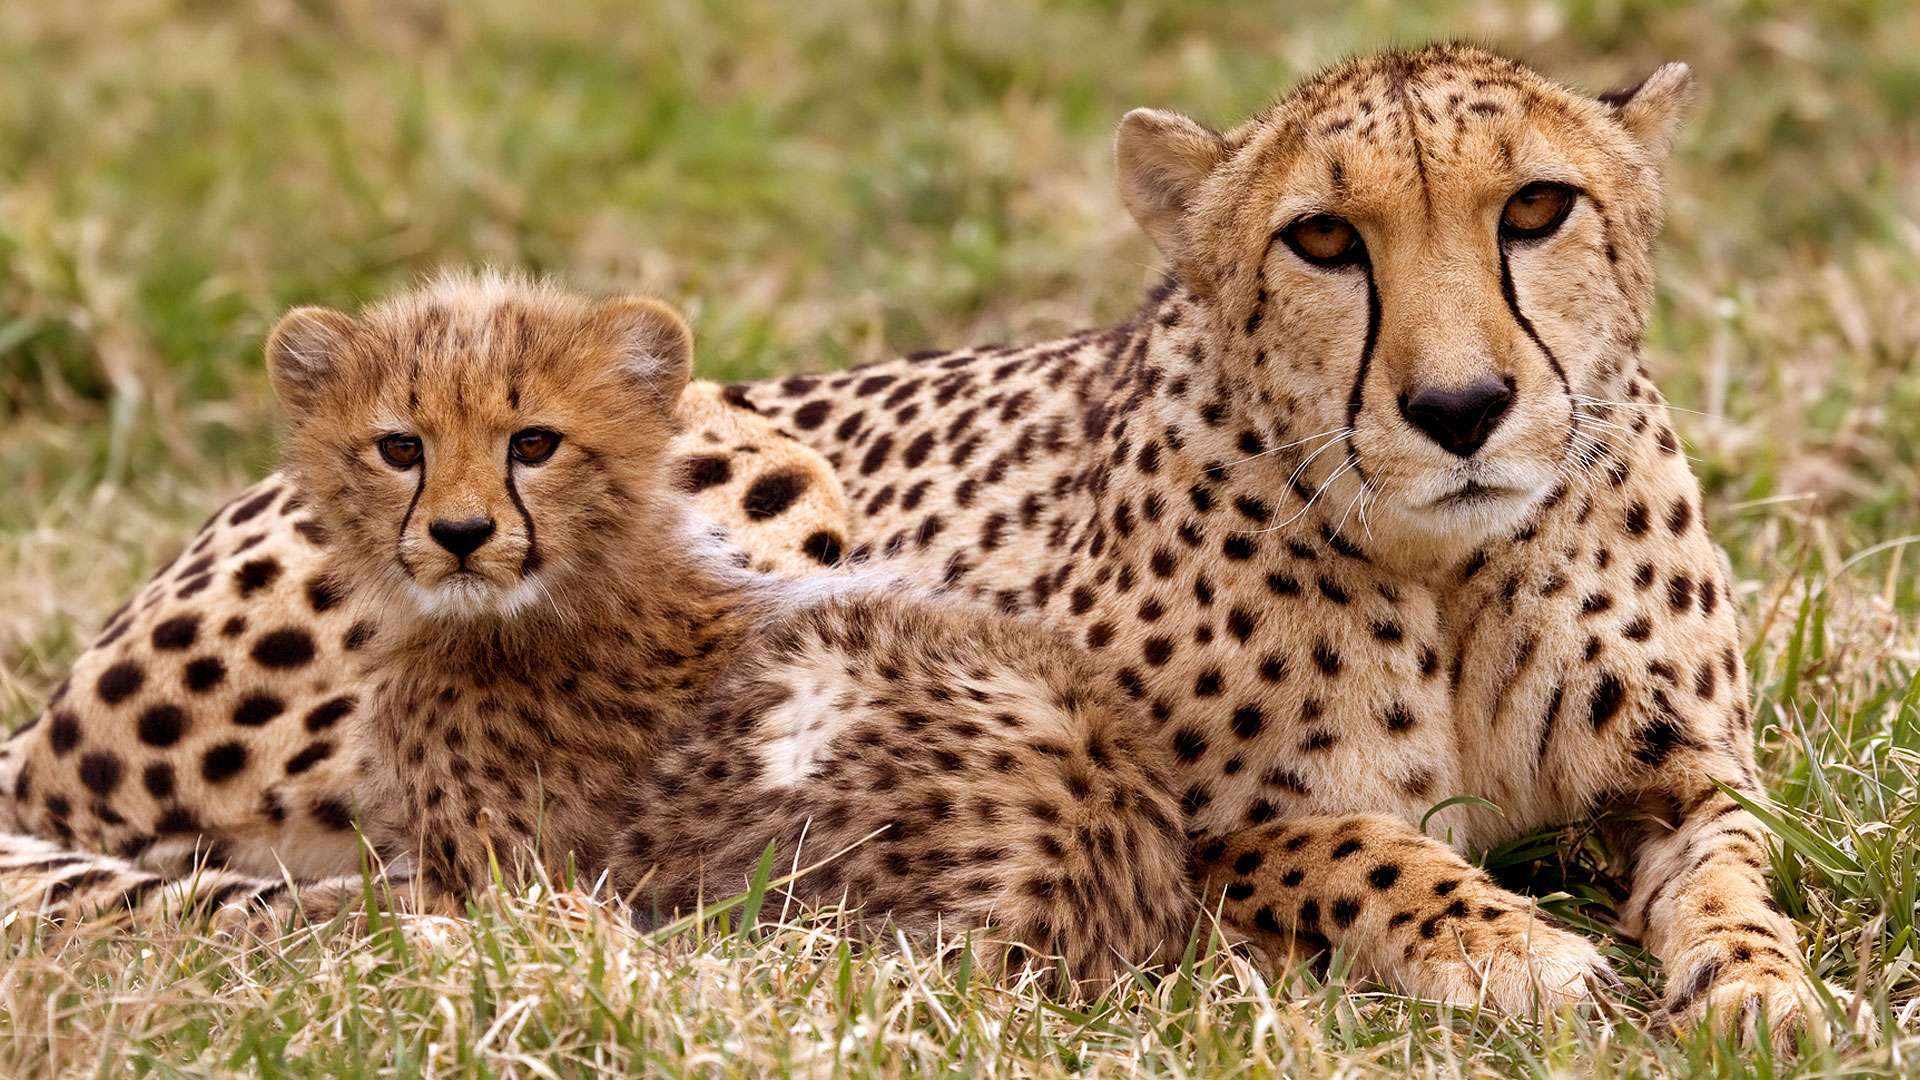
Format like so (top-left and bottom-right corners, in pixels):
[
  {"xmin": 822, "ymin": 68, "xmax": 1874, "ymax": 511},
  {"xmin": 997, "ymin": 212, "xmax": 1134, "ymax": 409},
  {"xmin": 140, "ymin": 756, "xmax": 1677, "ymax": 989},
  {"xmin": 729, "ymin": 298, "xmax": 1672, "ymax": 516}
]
[
  {"xmin": 1280, "ymin": 214, "xmax": 1364, "ymax": 268},
  {"xmin": 376, "ymin": 434, "xmax": 422, "ymax": 469},
  {"xmin": 509, "ymin": 428, "xmax": 561, "ymax": 465},
  {"xmin": 1500, "ymin": 182, "xmax": 1577, "ymax": 240}
]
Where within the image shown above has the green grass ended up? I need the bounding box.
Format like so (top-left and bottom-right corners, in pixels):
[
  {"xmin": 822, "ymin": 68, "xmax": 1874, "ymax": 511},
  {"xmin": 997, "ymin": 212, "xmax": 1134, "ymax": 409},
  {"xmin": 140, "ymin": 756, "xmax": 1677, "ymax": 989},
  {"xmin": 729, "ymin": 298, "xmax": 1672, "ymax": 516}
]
[{"xmin": 2, "ymin": 0, "xmax": 1917, "ymax": 1074}]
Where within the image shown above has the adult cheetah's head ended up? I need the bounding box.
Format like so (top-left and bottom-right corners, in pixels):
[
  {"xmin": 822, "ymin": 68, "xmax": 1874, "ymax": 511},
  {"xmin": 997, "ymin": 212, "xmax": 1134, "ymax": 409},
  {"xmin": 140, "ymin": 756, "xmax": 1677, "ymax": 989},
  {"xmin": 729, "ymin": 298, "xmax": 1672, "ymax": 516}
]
[
  {"xmin": 265, "ymin": 273, "xmax": 694, "ymax": 620},
  {"xmin": 1115, "ymin": 44, "xmax": 1693, "ymax": 555}
]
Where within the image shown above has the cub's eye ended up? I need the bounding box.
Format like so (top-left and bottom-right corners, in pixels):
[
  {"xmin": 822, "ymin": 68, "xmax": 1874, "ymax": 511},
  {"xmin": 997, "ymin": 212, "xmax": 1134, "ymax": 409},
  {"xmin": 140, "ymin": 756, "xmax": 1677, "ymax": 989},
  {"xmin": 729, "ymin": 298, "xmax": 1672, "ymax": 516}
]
[
  {"xmin": 376, "ymin": 434, "xmax": 422, "ymax": 469},
  {"xmin": 1280, "ymin": 214, "xmax": 1364, "ymax": 268},
  {"xmin": 1500, "ymin": 182, "xmax": 1577, "ymax": 240},
  {"xmin": 509, "ymin": 428, "xmax": 562, "ymax": 465}
]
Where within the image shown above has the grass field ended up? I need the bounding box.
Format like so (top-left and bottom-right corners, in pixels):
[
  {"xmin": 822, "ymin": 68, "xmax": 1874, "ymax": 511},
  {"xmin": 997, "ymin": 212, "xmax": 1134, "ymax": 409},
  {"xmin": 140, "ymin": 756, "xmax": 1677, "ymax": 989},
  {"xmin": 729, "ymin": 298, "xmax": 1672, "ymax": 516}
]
[{"xmin": 2, "ymin": 0, "xmax": 1918, "ymax": 1074}]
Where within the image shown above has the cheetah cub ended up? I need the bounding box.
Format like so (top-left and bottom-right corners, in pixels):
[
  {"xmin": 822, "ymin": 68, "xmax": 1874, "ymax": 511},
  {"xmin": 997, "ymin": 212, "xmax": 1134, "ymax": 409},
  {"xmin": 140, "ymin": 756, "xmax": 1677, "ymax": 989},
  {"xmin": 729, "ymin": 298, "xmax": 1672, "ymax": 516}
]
[{"xmin": 5, "ymin": 275, "xmax": 1196, "ymax": 984}]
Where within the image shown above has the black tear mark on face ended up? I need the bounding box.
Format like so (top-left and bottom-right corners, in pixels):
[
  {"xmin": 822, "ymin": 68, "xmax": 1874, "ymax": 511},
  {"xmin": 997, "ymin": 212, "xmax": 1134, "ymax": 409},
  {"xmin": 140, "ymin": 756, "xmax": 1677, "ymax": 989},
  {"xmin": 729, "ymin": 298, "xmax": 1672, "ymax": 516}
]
[{"xmin": 503, "ymin": 463, "xmax": 541, "ymax": 577}]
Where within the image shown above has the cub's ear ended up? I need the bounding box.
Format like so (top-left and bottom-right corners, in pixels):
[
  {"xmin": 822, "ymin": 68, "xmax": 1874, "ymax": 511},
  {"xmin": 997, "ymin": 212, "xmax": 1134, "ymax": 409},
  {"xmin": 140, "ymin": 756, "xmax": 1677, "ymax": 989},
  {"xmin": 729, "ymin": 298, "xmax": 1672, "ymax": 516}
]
[
  {"xmin": 1599, "ymin": 61, "xmax": 1695, "ymax": 160},
  {"xmin": 1115, "ymin": 108, "xmax": 1229, "ymax": 277},
  {"xmin": 266, "ymin": 306, "xmax": 358, "ymax": 419},
  {"xmin": 598, "ymin": 297, "xmax": 693, "ymax": 411}
]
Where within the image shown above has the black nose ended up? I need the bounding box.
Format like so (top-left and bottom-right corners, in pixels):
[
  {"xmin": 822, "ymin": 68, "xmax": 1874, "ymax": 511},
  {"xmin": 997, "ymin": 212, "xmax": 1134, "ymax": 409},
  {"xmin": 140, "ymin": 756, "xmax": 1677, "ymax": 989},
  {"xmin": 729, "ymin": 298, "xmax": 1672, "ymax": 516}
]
[
  {"xmin": 428, "ymin": 517, "xmax": 496, "ymax": 559},
  {"xmin": 1398, "ymin": 377, "xmax": 1515, "ymax": 458}
]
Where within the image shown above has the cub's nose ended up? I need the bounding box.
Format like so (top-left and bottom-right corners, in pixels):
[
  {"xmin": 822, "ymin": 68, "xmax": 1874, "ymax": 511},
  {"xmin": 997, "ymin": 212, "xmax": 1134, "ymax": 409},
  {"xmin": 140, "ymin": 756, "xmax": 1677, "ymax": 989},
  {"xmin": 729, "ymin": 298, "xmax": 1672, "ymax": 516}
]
[
  {"xmin": 428, "ymin": 517, "xmax": 496, "ymax": 559},
  {"xmin": 1398, "ymin": 377, "xmax": 1515, "ymax": 458}
]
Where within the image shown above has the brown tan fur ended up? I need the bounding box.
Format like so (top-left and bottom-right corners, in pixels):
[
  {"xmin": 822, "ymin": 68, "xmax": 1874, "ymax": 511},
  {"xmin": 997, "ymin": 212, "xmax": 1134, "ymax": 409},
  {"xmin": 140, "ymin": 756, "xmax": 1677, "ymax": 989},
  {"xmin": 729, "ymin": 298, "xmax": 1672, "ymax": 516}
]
[
  {"xmin": 1, "ymin": 276, "xmax": 1196, "ymax": 986},
  {"xmin": 712, "ymin": 47, "xmax": 1836, "ymax": 1043},
  {"xmin": 0, "ymin": 45, "xmax": 1849, "ymax": 1044},
  {"xmin": 0, "ymin": 379, "xmax": 848, "ymax": 885}
]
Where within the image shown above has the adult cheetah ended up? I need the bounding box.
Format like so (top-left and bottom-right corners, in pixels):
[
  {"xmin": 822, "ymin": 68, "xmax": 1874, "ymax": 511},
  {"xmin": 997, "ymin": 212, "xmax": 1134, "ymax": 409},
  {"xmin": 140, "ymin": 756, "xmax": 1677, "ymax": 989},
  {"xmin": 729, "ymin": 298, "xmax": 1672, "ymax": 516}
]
[
  {"xmin": 719, "ymin": 46, "xmax": 1841, "ymax": 1043},
  {"xmin": 2, "ymin": 275, "xmax": 1197, "ymax": 984}
]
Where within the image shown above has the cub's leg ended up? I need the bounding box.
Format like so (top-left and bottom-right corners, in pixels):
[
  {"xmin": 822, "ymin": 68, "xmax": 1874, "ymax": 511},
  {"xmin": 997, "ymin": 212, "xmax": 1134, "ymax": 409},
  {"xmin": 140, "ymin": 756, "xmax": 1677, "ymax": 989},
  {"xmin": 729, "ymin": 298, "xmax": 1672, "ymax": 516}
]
[
  {"xmin": 616, "ymin": 591, "xmax": 1197, "ymax": 987},
  {"xmin": 1196, "ymin": 815, "xmax": 1614, "ymax": 1013}
]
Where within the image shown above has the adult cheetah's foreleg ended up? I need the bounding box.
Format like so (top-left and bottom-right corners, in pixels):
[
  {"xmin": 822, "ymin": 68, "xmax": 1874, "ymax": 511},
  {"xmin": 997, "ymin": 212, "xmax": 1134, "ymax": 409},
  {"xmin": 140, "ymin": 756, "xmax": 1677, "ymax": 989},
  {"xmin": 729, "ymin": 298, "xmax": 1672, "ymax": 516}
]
[
  {"xmin": 1195, "ymin": 814, "xmax": 1614, "ymax": 1013},
  {"xmin": 1614, "ymin": 760, "xmax": 1855, "ymax": 1050}
]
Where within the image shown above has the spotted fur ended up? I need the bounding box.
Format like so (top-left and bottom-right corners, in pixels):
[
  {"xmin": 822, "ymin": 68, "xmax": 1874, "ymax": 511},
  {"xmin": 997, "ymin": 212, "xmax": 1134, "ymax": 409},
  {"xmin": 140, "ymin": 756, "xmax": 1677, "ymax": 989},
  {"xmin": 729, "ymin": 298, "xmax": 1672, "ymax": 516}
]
[
  {"xmin": 0, "ymin": 45, "xmax": 1852, "ymax": 1043},
  {"xmin": 0, "ymin": 276, "xmax": 1194, "ymax": 986},
  {"xmin": 717, "ymin": 47, "xmax": 1841, "ymax": 1043}
]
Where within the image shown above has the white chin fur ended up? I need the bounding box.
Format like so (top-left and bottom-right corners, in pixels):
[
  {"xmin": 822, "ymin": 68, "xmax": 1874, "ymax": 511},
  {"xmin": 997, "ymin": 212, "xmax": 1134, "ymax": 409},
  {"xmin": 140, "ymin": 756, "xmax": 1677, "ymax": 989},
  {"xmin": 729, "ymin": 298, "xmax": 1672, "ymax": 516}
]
[
  {"xmin": 406, "ymin": 574, "xmax": 549, "ymax": 620},
  {"xmin": 1380, "ymin": 465, "xmax": 1554, "ymax": 549}
]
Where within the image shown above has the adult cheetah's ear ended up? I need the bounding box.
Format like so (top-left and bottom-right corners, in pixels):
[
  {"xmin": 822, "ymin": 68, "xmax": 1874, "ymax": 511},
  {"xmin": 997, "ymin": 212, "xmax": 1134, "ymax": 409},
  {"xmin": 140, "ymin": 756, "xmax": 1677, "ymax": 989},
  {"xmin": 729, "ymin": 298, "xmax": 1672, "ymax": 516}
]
[
  {"xmin": 1599, "ymin": 61, "xmax": 1695, "ymax": 161},
  {"xmin": 597, "ymin": 297, "xmax": 693, "ymax": 414},
  {"xmin": 266, "ymin": 306, "xmax": 358, "ymax": 419},
  {"xmin": 1115, "ymin": 108, "xmax": 1228, "ymax": 277}
]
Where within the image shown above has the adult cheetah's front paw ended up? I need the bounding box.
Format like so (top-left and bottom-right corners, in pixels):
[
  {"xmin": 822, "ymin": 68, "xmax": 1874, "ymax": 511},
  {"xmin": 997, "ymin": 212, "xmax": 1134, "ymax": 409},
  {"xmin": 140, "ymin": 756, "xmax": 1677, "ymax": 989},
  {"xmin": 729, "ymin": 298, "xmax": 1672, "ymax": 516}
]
[
  {"xmin": 1661, "ymin": 954, "xmax": 1864, "ymax": 1053},
  {"xmin": 1402, "ymin": 910, "xmax": 1618, "ymax": 1015}
]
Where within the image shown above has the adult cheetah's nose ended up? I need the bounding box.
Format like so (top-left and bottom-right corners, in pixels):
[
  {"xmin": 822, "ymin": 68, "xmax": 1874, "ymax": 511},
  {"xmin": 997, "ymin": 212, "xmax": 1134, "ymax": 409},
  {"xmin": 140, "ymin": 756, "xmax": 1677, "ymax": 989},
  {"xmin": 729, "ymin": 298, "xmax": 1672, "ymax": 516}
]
[
  {"xmin": 429, "ymin": 516, "xmax": 496, "ymax": 559},
  {"xmin": 1397, "ymin": 377, "xmax": 1515, "ymax": 458}
]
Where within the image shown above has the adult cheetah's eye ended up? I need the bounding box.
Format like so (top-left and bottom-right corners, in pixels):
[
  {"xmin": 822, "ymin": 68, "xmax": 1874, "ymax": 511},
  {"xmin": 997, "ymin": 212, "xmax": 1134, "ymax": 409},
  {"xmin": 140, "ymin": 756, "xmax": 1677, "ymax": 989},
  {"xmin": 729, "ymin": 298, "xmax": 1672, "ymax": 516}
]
[
  {"xmin": 509, "ymin": 428, "xmax": 562, "ymax": 465},
  {"xmin": 377, "ymin": 434, "xmax": 423, "ymax": 469},
  {"xmin": 1500, "ymin": 182, "xmax": 1577, "ymax": 241},
  {"xmin": 1279, "ymin": 214, "xmax": 1364, "ymax": 269}
]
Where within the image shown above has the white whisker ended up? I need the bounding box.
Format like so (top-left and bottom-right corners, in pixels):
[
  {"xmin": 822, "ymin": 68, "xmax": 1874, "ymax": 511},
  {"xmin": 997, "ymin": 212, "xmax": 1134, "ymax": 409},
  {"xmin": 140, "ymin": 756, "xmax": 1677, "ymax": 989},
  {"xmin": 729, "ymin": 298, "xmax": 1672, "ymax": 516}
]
[{"xmin": 1223, "ymin": 426, "xmax": 1349, "ymax": 468}]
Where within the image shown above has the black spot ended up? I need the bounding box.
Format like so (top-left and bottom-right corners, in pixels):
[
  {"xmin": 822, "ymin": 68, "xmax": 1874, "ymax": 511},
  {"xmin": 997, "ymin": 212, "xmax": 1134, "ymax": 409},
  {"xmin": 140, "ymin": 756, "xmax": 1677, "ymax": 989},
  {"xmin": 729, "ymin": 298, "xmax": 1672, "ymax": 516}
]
[
  {"xmin": 679, "ymin": 455, "xmax": 733, "ymax": 492},
  {"xmin": 742, "ymin": 469, "xmax": 810, "ymax": 520},
  {"xmin": 1316, "ymin": 577, "xmax": 1350, "ymax": 604},
  {"xmin": 1170, "ymin": 728, "xmax": 1208, "ymax": 762},
  {"xmin": 1226, "ymin": 607, "xmax": 1257, "ymax": 642},
  {"xmin": 306, "ymin": 575, "xmax": 345, "ymax": 613},
  {"xmin": 227, "ymin": 487, "xmax": 279, "ymax": 525},
  {"xmin": 802, "ymin": 531, "xmax": 844, "ymax": 566},
  {"xmin": 1313, "ymin": 641, "xmax": 1342, "ymax": 676},
  {"xmin": 1193, "ymin": 669, "xmax": 1223, "ymax": 697},
  {"xmin": 150, "ymin": 615, "xmax": 199, "ymax": 651},
  {"xmin": 1143, "ymin": 636, "xmax": 1175, "ymax": 666},
  {"xmin": 47, "ymin": 711, "xmax": 81, "ymax": 754},
  {"xmin": 1331, "ymin": 898, "xmax": 1362, "ymax": 928},
  {"xmin": 1233, "ymin": 851, "xmax": 1263, "ymax": 875},
  {"xmin": 78, "ymin": 752, "xmax": 122, "ymax": 796},
  {"xmin": 183, "ymin": 656, "xmax": 226, "ymax": 693},
  {"xmin": 142, "ymin": 762, "xmax": 175, "ymax": 799},
  {"xmin": 1231, "ymin": 705, "xmax": 1265, "ymax": 739},
  {"xmin": 200, "ymin": 741, "xmax": 249, "ymax": 783},
  {"xmin": 231, "ymin": 694, "xmax": 285, "ymax": 727},
  {"xmin": 284, "ymin": 741, "xmax": 335, "ymax": 775},
  {"xmin": 1267, "ymin": 574, "xmax": 1301, "ymax": 597},
  {"xmin": 1381, "ymin": 703, "xmax": 1417, "ymax": 734},
  {"xmin": 251, "ymin": 628, "xmax": 317, "ymax": 669},
  {"xmin": 1667, "ymin": 574, "xmax": 1694, "ymax": 612},
  {"xmin": 1589, "ymin": 674, "xmax": 1626, "ymax": 730},
  {"xmin": 97, "ymin": 662, "xmax": 145, "ymax": 706},
  {"xmin": 791, "ymin": 400, "xmax": 831, "ymax": 430},
  {"xmin": 1625, "ymin": 501, "xmax": 1650, "ymax": 536},
  {"xmin": 136, "ymin": 704, "xmax": 188, "ymax": 747},
  {"xmin": 1367, "ymin": 864, "xmax": 1401, "ymax": 890},
  {"xmin": 344, "ymin": 621, "xmax": 376, "ymax": 650},
  {"xmin": 234, "ymin": 557, "xmax": 282, "ymax": 597},
  {"xmin": 309, "ymin": 797, "xmax": 354, "ymax": 831},
  {"xmin": 1330, "ymin": 838, "xmax": 1363, "ymax": 860}
]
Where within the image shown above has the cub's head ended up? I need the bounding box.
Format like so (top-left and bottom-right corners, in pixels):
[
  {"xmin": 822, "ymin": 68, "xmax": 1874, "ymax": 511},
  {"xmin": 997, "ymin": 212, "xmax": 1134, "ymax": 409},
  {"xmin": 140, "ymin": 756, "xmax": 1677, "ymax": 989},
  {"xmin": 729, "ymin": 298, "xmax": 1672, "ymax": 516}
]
[
  {"xmin": 1116, "ymin": 44, "xmax": 1693, "ymax": 554},
  {"xmin": 266, "ymin": 274, "xmax": 694, "ymax": 619}
]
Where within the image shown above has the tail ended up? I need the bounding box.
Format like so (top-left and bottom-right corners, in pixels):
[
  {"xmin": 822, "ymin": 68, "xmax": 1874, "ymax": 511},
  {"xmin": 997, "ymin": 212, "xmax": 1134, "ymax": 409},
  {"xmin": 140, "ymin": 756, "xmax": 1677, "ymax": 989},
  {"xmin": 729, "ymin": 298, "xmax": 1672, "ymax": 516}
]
[{"xmin": 0, "ymin": 830, "xmax": 385, "ymax": 929}]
